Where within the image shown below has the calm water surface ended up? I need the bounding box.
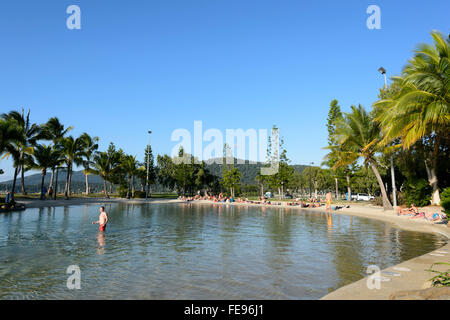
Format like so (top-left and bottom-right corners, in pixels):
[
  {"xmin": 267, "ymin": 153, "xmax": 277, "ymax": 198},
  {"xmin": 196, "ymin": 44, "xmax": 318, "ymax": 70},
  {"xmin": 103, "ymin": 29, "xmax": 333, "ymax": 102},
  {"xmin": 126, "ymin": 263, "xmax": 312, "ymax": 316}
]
[{"xmin": 0, "ymin": 203, "xmax": 446, "ymax": 299}]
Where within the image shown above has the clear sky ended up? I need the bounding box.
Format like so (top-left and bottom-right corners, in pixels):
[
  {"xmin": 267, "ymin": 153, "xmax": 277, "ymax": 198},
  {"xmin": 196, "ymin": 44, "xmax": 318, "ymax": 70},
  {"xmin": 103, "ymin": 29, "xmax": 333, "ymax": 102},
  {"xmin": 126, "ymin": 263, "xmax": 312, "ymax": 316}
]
[{"xmin": 0, "ymin": 0, "xmax": 449, "ymax": 181}]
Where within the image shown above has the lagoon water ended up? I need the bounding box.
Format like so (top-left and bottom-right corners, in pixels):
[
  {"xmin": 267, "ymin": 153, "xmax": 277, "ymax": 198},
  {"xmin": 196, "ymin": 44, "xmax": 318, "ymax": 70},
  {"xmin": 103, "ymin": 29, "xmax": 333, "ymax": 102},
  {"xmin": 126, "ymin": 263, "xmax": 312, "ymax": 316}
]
[{"xmin": 0, "ymin": 203, "xmax": 446, "ymax": 299}]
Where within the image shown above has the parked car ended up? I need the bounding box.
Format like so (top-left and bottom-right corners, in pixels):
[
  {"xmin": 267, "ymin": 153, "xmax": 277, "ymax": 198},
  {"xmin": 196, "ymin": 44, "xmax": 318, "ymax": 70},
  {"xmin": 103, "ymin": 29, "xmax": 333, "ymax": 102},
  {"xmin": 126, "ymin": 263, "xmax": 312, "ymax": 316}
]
[
  {"xmin": 264, "ymin": 192, "xmax": 273, "ymax": 199},
  {"xmin": 356, "ymin": 193, "xmax": 374, "ymax": 201},
  {"xmin": 284, "ymin": 193, "xmax": 293, "ymax": 199}
]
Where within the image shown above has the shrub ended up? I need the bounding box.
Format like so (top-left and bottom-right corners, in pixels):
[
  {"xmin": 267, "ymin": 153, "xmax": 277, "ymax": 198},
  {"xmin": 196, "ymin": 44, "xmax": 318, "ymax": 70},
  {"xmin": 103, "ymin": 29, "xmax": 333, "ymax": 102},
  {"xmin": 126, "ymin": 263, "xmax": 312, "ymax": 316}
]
[
  {"xmin": 370, "ymin": 196, "xmax": 384, "ymax": 207},
  {"xmin": 133, "ymin": 190, "xmax": 146, "ymax": 198},
  {"xmin": 426, "ymin": 262, "xmax": 450, "ymax": 287},
  {"xmin": 440, "ymin": 187, "xmax": 450, "ymax": 218},
  {"xmin": 394, "ymin": 191, "xmax": 406, "ymax": 206},
  {"xmin": 402, "ymin": 178, "xmax": 431, "ymax": 207}
]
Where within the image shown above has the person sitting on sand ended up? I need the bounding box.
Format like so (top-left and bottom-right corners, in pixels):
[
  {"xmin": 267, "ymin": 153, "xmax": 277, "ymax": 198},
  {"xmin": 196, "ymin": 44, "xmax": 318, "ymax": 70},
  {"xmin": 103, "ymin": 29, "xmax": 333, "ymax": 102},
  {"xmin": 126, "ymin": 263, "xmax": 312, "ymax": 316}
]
[
  {"xmin": 92, "ymin": 206, "xmax": 108, "ymax": 232},
  {"xmin": 409, "ymin": 204, "xmax": 419, "ymax": 214}
]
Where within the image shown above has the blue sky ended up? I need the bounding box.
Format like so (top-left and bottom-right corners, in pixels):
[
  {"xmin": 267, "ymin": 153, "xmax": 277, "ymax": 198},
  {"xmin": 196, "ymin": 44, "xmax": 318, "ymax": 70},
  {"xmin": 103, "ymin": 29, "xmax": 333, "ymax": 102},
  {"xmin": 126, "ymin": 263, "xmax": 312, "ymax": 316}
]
[{"xmin": 0, "ymin": 0, "xmax": 449, "ymax": 181}]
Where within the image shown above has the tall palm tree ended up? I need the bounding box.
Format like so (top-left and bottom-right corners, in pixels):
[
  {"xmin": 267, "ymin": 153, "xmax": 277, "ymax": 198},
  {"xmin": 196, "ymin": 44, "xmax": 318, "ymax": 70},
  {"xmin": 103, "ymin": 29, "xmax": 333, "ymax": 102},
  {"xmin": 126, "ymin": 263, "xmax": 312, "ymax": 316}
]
[
  {"xmin": 374, "ymin": 31, "xmax": 449, "ymax": 205},
  {"xmin": 1, "ymin": 109, "xmax": 41, "ymax": 195},
  {"xmin": 92, "ymin": 151, "xmax": 113, "ymax": 198},
  {"xmin": 0, "ymin": 119, "xmax": 24, "ymax": 200},
  {"xmin": 80, "ymin": 133, "xmax": 99, "ymax": 195},
  {"xmin": 41, "ymin": 117, "xmax": 73, "ymax": 193},
  {"xmin": 122, "ymin": 155, "xmax": 138, "ymax": 199},
  {"xmin": 60, "ymin": 136, "xmax": 85, "ymax": 199},
  {"xmin": 0, "ymin": 119, "xmax": 21, "ymax": 155},
  {"xmin": 29, "ymin": 144, "xmax": 61, "ymax": 200},
  {"xmin": 333, "ymin": 105, "xmax": 393, "ymax": 210}
]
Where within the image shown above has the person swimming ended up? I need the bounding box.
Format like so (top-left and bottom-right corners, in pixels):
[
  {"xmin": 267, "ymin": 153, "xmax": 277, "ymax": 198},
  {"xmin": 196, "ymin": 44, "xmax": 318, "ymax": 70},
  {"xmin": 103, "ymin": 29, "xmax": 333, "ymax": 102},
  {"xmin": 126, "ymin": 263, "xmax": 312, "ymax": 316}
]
[{"xmin": 92, "ymin": 206, "xmax": 108, "ymax": 232}]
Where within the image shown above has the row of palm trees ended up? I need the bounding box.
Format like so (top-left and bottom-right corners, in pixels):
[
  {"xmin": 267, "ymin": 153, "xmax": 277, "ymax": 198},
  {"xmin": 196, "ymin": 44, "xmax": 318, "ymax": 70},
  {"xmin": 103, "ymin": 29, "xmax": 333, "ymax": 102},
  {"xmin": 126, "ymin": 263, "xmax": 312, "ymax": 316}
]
[
  {"xmin": 0, "ymin": 111, "xmax": 147, "ymax": 201},
  {"xmin": 328, "ymin": 31, "xmax": 449, "ymax": 209}
]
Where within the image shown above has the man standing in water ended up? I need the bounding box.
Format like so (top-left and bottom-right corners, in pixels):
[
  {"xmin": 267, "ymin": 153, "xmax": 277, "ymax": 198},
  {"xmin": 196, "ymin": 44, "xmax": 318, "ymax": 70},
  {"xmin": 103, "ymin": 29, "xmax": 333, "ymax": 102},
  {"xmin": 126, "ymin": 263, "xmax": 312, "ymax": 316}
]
[
  {"xmin": 326, "ymin": 192, "xmax": 332, "ymax": 210},
  {"xmin": 92, "ymin": 206, "xmax": 108, "ymax": 232}
]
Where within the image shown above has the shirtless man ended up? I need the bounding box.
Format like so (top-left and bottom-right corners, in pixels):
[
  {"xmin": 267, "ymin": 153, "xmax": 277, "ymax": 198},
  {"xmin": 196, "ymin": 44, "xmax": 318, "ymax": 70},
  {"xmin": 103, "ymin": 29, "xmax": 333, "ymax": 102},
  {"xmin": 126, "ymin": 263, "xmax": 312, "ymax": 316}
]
[
  {"xmin": 326, "ymin": 192, "xmax": 332, "ymax": 210},
  {"xmin": 92, "ymin": 206, "xmax": 108, "ymax": 232}
]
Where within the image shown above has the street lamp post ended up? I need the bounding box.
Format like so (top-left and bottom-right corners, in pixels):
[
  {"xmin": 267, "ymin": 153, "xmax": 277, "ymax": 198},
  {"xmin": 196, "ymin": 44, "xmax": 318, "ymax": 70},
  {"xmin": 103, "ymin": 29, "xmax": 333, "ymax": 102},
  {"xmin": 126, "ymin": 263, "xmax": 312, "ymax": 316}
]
[
  {"xmin": 145, "ymin": 130, "xmax": 152, "ymax": 200},
  {"xmin": 378, "ymin": 67, "xmax": 397, "ymax": 207},
  {"xmin": 309, "ymin": 162, "xmax": 314, "ymax": 198}
]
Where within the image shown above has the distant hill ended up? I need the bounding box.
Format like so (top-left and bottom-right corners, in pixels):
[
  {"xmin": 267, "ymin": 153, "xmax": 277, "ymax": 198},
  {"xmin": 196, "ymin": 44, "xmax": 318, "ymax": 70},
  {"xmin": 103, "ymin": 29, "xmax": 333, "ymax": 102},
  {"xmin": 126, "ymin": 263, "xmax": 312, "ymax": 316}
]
[
  {"xmin": 0, "ymin": 159, "xmax": 309, "ymax": 193},
  {"xmin": 204, "ymin": 158, "xmax": 307, "ymax": 184}
]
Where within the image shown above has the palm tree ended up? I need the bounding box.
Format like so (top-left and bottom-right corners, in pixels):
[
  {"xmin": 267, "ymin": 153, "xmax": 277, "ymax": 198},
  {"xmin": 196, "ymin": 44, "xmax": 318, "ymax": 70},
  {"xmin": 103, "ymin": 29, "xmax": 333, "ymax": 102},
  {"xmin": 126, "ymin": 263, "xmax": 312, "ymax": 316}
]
[
  {"xmin": 80, "ymin": 133, "xmax": 99, "ymax": 195},
  {"xmin": 29, "ymin": 144, "xmax": 61, "ymax": 200},
  {"xmin": 0, "ymin": 119, "xmax": 21, "ymax": 155},
  {"xmin": 41, "ymin": 117, "xmax": 73, "ymax": 193},
  {"xmin": 1, "ymin": 109, "xmax": 41, "ymax": 195},
  {"xmin": 374, "ymin": 31, "xmax": 449, "ymax": 205},
  {"xmin": 60, "ymin": 136, "xmax": 85, "ymax": 199},
  {"xmin": 333, "ymin": 105, "xmax": 393, "ymax": 210},
  {"xmin": 91, "ymin": 152, "xmax": 114, "ymax": 198},
  {"xmin": 122, "ymin": 155, "xmax": 138, "ymax": 199},
  {"xmin": 0, "ymin": 119, "xmax": 24, "ymax": 200}
]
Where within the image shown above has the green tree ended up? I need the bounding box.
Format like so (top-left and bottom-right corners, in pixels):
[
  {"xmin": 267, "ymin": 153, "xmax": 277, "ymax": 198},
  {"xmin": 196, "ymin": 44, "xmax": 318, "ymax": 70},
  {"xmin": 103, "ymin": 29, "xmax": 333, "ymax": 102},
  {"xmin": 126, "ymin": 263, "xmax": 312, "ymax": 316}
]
[
  {"xmin": 80, "ymin": 133, "xmax": 99, "ymax": 195},
  {"xmin": 333, "ymin": 105, "xmax": 393, "ymax": 210},
  {"xmin": 29, "ymin": 144, "xmax": 61, "ymax": 200},
  {"xmin": 40, "ymin": 117, "xmax": 73, "ymax": 192},
  {"xmin": 0, "ymin": 119, "xmax": 22, "ymax": 185},
  {"xmin": 122, "ymin": 154, "xmax": 139, "ymax": 199},
  {"xmin": 323, "ymin": 99, "xmax": 352, "ymax": 200},
  {"xmin": 1, "ymin": 109, "xmax": 41, "ymax": 196},
  {"xmin": 59, "ymin": 136, "xmax": 85, "ymax": 199},
  {"xmin": 374, "ymin": 31, "xmax": 449, "ymax": 205},
  {"xmin": 92, "ymin": 151, "xmax": 113, "ymax": 198},
  {"xmin": 157, "ymin": 154, "xmax": 176, "ymax": 190}
]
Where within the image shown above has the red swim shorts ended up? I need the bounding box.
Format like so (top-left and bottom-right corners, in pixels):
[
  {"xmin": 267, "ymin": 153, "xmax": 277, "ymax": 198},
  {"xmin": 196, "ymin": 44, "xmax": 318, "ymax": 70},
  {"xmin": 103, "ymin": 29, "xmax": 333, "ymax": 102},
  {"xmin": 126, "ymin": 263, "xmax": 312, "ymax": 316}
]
[{"xmin": 99, "ymin": 224, "xmax": 106, "ymax": 232}]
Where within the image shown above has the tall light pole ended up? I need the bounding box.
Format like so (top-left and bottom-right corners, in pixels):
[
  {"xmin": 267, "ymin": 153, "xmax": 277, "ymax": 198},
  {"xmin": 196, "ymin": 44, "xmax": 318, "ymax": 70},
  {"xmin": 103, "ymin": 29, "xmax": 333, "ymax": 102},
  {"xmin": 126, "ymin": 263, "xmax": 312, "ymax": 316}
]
[
  {"xmin": 145, "ymin": 130, "xmax": 152, "ymax": 200},
  {"xmin": 309, "ymin": 162, "xmax": 314, "ymax": 198},
  {"xmin": 378, "ymin": 67, "xmax": 397, "ymax": 207}
]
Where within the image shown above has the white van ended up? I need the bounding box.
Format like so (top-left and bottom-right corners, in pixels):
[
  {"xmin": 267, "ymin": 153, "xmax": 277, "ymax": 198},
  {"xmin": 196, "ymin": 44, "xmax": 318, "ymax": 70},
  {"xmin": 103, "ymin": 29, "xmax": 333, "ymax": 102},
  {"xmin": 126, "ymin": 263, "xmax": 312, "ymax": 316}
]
[{"xmin": 356, "ymin": 193, "xmax": 374, "ymax": 201}]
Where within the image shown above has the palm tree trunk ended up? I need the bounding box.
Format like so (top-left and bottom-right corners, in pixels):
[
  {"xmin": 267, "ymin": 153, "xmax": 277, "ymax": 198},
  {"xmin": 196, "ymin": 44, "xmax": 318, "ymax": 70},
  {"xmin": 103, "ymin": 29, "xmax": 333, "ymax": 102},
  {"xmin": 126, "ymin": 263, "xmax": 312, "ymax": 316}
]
[
  {"xmin": 103, "ymin": 178, "xmax": 109, "ymax": 198},
  {"xmin": 85, "ymin": 173, "xmax": 89, "ymax": 195},
  {"xmin": 425, "ymin": 159, "xmax": 440, "ymax": 205},
  {"xmin": 53, "ymin": 167, "xmax": 59, "ymax": 200},
  {"xmin": 65, "ymin": 164, "xmax": 71, "ymax": 200},
  {"xmin": 21, "ymin": 164, "xmax": 26, "ymax": 195},
  {"xmin": 131, "ymin": 175, "xmax": 135, "ymax": 198},
  {"xmin": 126, "ymin": 174, "xmax": 131, "ymax": 199},
  {"xmin": 40, "ymin": 170, "xmax": 46, "ymax": 200},
  {"xmin": 48, "ymin": 168, "xmax": 54, "ymax": 193},
  {"xmin": 11, "ymin": 166, "xmax": 19, "ymax": 201},
  {"xmin": 370, "ymin": 162, "xmax": 393, "ymax": 210},
  {"xmin": 68, "ymin": 169, "xmax": 72, "ymax": 197},
  {"xmin": 346, "ymin": 175, "xmax": 351, "ymax": 201},
  {"xmin": 335, "ymin": 177, "xmax": 339, "ymax": 200}
]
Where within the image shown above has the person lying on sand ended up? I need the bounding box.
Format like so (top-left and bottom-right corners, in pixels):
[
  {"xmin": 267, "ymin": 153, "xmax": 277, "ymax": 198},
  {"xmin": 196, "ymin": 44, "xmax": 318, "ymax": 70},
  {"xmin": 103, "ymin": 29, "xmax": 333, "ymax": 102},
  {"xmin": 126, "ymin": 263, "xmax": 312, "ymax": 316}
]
[{"xmin": 397, "ymin": 206, "xmax": 415, "ymax": 216}]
